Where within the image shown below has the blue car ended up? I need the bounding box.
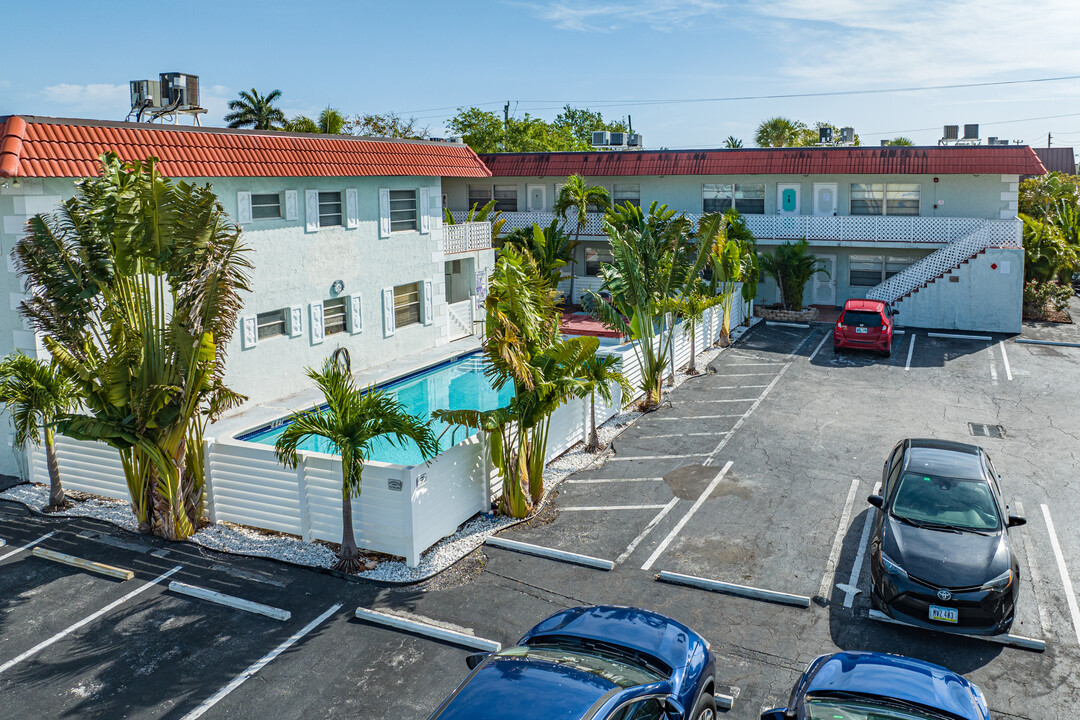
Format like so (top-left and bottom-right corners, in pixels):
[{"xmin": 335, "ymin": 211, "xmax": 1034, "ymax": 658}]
[
  {"xmin": 761, "ymin": 651, "xmax": 991, "ymax": 720},
  {"xmin": 427, "ymin": 605, "xmax": 718, "ymax": 720}
]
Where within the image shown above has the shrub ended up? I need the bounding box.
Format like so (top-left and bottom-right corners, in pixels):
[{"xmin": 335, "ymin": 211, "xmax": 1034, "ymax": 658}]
[{"xmin": 1023, "ymin": 279, "xmax": 1072, "ymax": 316}]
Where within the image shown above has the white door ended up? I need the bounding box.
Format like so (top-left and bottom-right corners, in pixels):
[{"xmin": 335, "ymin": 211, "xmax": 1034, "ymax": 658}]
[
  {"xmin": 812, "ymin": 183, "xmax": 838, "ymax": 216},
  {"xmin": 812, "ymin": 253, "xmax": 837, "ymax": 306},
  {"xmin": 527, "ymin": 184, "xmax": 546, "ymax": 212},
  {"xmin": 777, "ymin": 184, "xmax": 801, "ymax": 215}
]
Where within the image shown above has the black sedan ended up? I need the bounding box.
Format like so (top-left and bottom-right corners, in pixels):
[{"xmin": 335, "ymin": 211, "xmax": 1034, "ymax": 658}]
[{"xmin": 868, "ymin": 438, "xmax": 1026, "ymax": 636}]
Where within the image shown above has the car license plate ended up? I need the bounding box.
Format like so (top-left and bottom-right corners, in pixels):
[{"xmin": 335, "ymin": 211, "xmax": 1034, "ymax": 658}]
[
  {"xmin": 929, "ymin": 605, "xmax": 958, "ymax": 623},
  {"xmin": 856, "ymin": 327, "xmax": 868, "ymax": 334}
]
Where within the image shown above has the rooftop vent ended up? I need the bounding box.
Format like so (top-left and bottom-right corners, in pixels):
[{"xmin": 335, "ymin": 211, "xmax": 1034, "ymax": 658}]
[
  {"xmin": 963, "ymin": 124, "xmax": 979, "ymax": 141},
  {"xmin": 943, "ymin": 125, "xmax": 959, "ymax": 141},
  {"xmin": 839, "ymin": 127, "xmax": 855, "ymax": 144},
  {"xmin": 819, "ymin": 127, "xmax": 834, "ymax": 144}
]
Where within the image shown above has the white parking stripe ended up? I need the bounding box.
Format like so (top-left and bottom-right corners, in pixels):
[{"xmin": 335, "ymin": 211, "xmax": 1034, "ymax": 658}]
[
  {"xmin": 819, "ymin": 478, "xmax": 861, "ymax": 598},
  {"xmin": 678, "ymin": 398, "xmax": 758, "ymax": 404},
  {"xmin": 843, "ymin": 511, "xmax": 876, "ymax": 608},
  {"xmin": 0, "ymin": 531, "xmax": 55, "ymax": 563},
  {"xmin": 1014, "ymin": 502, "xmax": 1052, "ymax": 639},
  {"xmin": 904, "ymin": 334, "xmax": 916, "ymax": 371},
  {"xmin": 635, "ymin": 432, "xmax": 724, "ymax": 439},
  {"xmin": 616, "ymin": 498, "xmax": 679, "ymax": 564},
  {"xmin": 562, "ymin": 505, "xmax": 670, "ymax": 511},
  {"xmin": 1041, "ymin": 504, "xmax": 1080, "ymax": 647},
  {"xmin": 726, "ymin": 363, "xmax": 784, "ymax": 366},
  {"xmin": 609, "ymin": 453, "xmax": 709, "ymax": 461},
  {"xmin": 987, "ymin": 346, "xmax": 999, "ymax": 385},
  {"xmin": 999, "ymin": 340, "xmax": 1013, "ymax": 380},
  {"xmin": 808, "ymin": 333, "xmax": 830, "ymax": 362},
  {"xmin": 641, "ymin": 461, "xmax": 733, "ymax": 571},
  {"xmin": 567, "ymin": 477, "xmax": 663, "ymax": 484},
  {"xmin": 0, "ymin": 565, "xmax": 182, "ymax": 676},
  {"xmin": 182, "ymin": 603, "xmax": 342, "ymax": 720},
  {"xmin": 652, "ymin": 415, "xmax": 742, "ymax": 421}
]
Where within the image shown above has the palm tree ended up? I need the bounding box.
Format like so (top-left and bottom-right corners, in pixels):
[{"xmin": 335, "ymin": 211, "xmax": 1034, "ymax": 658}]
[
  {"xmin": 282, "ymin": 115, "xmax": 319, "ymax": 133},
  {"xmin": 274, "ymin": 359, "xmax": 437, "ymax": 572},
  {"xmin": 317, "ymin": 107, "xmax": 347, "ymax": 135},
  {"xmin": 444, "ymin": 198, "xmax": 507, "ymax": 240},
  {"xmin": 758, "ymin": 239, "xmax": 829, "ymax": 311},
  {"xmin": 754, "ymin": 116, "xmax": 807, "ymax": 147},
  {"xmin": 224, "ymin": 89, "xmax": 286, "ymax": 129},
  {"xmin": 723, "ymin": 136, "xmax": 743, "ymax": 149},
  {"xmin": 574, "ymin": 355, "xmax": 631, "ymax": 453},
  {"xmin": 669, "ymin": 283, "xmax": 724, "ymax": 374},
  {"xmin": 15, "ymin": 153, "xmax": 252, "ymax": 540},
  {"xmin": 885, "ymin": 137, "xmax": 914, "ymax": 147},
  {"xmin": 554, "ymin": 175, "xmax": 611, "ymax": 307},
  {"xmin": 501, "ymin": 220, "xmax": 577, "ymax": 289},
  {"xmin": 0, "ymin": 354, "xmax": 77, "ymax": 510}
]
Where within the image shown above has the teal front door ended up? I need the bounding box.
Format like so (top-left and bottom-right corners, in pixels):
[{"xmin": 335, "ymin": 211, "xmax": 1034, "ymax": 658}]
[{"xmin": 777, "ymin": 183, "xmax": 800, "ymax": 215}]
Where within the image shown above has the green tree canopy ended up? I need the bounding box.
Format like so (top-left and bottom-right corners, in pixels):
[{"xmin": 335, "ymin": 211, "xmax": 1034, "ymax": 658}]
[
  {"xmin": 346, "ymin": 112, "xmax": 429, "ymax": 139},
  {"xmin": 224, "ymin": 89, "xmax": 286, "ymax": 130},
  {"xmin": 449, "ymin": 106, "xmax": 634, "ymax": 153}
]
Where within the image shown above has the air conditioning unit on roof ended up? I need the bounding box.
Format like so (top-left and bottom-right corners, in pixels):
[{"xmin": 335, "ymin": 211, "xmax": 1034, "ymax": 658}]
[
  {"xmin": 943, "ymin": 125, "xmax": 959, "ymax": 141},
  {"xmin": 839, "ymin": 127, "xmax": 855, "ymax": 144},
  {"xmin": 592, "ymin": 131, "xmax": 610, "ymax": 147},
  {"xmin": 963, "ymin": 124, "xmax": 979, "ymax": 140},
  {"xmin": 608, "ymin": 132, "xmax": 626, "ymax": 146},
  {"xmin": 627, "ymin": 133, "xmax": 642, "ymax": 147},
  {"xmin": 129, "ymin": 80, "xmax": 162, "ymax": 109},
  {"xmin": 819, "ymin": 127, "xmax": 833, "ymax": 144}
]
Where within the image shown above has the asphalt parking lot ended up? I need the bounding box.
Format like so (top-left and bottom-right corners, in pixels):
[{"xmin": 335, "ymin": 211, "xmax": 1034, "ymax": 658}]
[{"xmin": 3, "ymin": 321, "xmax": 1079, "ymax": 719}]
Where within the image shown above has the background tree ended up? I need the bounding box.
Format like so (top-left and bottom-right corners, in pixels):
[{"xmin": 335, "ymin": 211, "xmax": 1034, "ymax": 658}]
[
  {"xmin": 552, "ymin": 106, "xmax": 629, "ymax": 147},
  {"xmin": 0, "ymin": 353, "xmax": 77, "ymax": 510},
  {"xmin": 554, "ymin": 175, "xmax": 611, "ymax": 305},
  {"xmin": 754, "ymin": 116, "xmax": 807, "ymax": 147},
  {"xmin": 282, "ymin": 115, "xmax": 320, "ymax": 133},
  {"xmin": 347, "ymin": 112, "xmax": 429, "ymax": 139},
  {"xmin": 574, "ymin": 355, "xmax": 631, "ymax": 452},
  {"xmin": 444, "ymin": 198, "xmax": 507, "ymax": 240},
  {"xmin": 448, "ymin": 106, "xmax": 637, "ymax": 153},
  {"xmin": 224, "ymin": 88, "xmax": 286, "ymax": 129},
  {"xmin": 884, "ymin": 137, "xmax": 914, "ymax": 146},
  {"xmin": 667, "ymin": 282, "xmax": 724, "ymax": 375},
  {"xmin": 448, "ymin": 108, "xmax": 506, "ymax": 152},
  {"xmin": 501, "ymin": 220, "xmax": 577, "ymax": 290},
  {"xmin": 758, "ymin": 239, "xmax": 829, "ymax": 311},
  {"xmin": 275, "ymin": 359, "xmax": 436, "ymax": 572},
  {"xmin": 15, "ymin": 153, "xmax": 252, "ymax": 540},
  {"xmin": 723, "ymin": 136, "xmax": 743, "ymax": 149}
]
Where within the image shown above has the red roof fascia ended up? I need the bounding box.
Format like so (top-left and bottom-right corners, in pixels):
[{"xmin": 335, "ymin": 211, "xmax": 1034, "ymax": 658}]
[
  {"xmin": 479, "ymin": 146, "xmax": 1047, "ymax": 177},
  {"xmin": 0, "ymin": 116, "xmax": 491, "ymax": 179}
]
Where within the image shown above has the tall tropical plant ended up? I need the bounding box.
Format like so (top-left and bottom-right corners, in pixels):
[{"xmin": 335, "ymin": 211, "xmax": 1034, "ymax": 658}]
[
  {"xmin": 0, "ymin": 354, "xmax": 78, "ymax": 509},
  {"xmin": 274, "ymin": 359, "xmax": 437, "ymax": 572},
  {"xmin": 554, "ymin": 175, "xmax": 611, "ymax": 306},
  {"xmin": 444, "ymin": 198, "xmax": 508, "ymax": 240},
  {"xmin": 574, "ymin": 355, "xmax": 631, "ymax": 453},
  {"xmin": 666, "ymin": 282, "xmax": 724, "ymax": 374},
  {"xmin": 754, "ymin": 116, "xmax": 807, "ymax": 147},
  {"xmin": 15, "ymin": 153, "xmax": 252, "ymax": 540},
  {"xmin": 501, "ymin": 220, "xmax": 577, "ymax": 289},
  {"xmin": 585, "ymin": 209, "xmax": 720, "ymax": 409},
  {"xmin": 224, "ymin": 88, "xmax": 286, "ymax": 129},
  {"xmin": 723, "ymin": 136, "xmax": 744, "ymax": 149},
  {"xmin": 758, "ymin": 239, "xmax": 829, "ymax": 311}
]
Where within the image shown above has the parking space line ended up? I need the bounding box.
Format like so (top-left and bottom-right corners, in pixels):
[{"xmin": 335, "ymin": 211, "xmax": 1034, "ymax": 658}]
[
  {"xmin": 808, "ymin": 333, "xmax": 829, "ymax": 362},
  {"xmin": 652, "ymin": 415, "xmax": 743, "ymax": 421},
  {"xmin": 0, "ymin": 531, "xmax": 56, "ymax": 563},
  {"xmin": 987, "ymin": 346, "xmax": 999, "ymax": 385},
  {"xmin": 710, "ymin": 372, "xmax": 779, "ymax": 377},
  {"xmin": 567, "ymin": 477, "xmax": 663, "ymax": 484},
  {"xmin": 1041, "ymin": 504, "xmax": 1080, "ymax": 647},
  {"xmin": 616, "ymin": 498, "xmax": 679, "ymax": 564},
  {"xmin": 726, "ymin": 363, "xmax": 783, "ymax": 367},
  {"xmin": 1014, "ymin": 502, "xmax": 1052, "ymax": 639},
  {"xmin": 634, "ymin": 432, "xmax": 725, "ymax": 439},
  {"xmin": 904, "ymin": 334, "xmax": 916, "ymax": 371},
  {"xmin": 0, "ymin": 565, "xmax": 182, "ymax": 676},
  {"xmin": 690, "ymin": 384, "xmax": 770, "ymax": 389},
  {"xmin": 181, "ymin": 603, "xmax": 342, "ymax": 720},
  {"xmin": 641, "ymin": 461, "xmax": 733, "ymax": 571},
  {"xmin": 562, "ymin": 505, "xmax": 670, "ymax": 511},
  {"xmin": 843, "ymin": 510, "xmax": 876, "ymax": 608},
  {"xmin": 818, "ymin": 478, "xmax": 861, "ymax": 598},
  {"xmin": 485, "ymin": 537, "xmax": 614, "ymax": 570},
  {"xmin": 609, "ymin": 453, "xmax": 709, "ymax": 462},
  {"xmin": 999, "ymin": 340, "xmax": 1013, "ymax": 380},
  {"xmin": 168, "ymin": 581, "xmax": 292, "ymax": 622}
]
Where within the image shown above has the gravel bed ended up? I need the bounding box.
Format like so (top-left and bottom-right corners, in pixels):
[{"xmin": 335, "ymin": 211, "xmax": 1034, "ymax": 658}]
[{"xmin": 0, "ymin": 319, "xmax": 761, "ymax": 584}]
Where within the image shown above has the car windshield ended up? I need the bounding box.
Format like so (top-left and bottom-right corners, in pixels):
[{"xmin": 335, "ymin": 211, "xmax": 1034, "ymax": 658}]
[
  {"xmin": 842, "ymin": 310, "xmax": 883, "ymax": 327},
  {"xmin": 807, "ymin": 697, "xmax": 950, "ymax": 720},
  {"xmin": 499, "ymin": 643, "xmax": 665, "ymax": 688},
  {"xmin": 891, "ymin": 471, "xmax": 1000, "ymax": 531}
]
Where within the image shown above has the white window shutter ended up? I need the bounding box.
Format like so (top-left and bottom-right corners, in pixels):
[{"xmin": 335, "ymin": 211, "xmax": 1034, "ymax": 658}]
[
  {"xmin": 305, "ymin": 190, "xmax": 319, "ymax": 233},
  {"xmin": 423, "ymin": 279, "xmax": 434, "ymax": 325},
  {"xmin": 309, "ymin": 301, "xmax": 324, "ymax": 344},
  {"xmin": 241, "ymin": 316, "xmax": 257, "ymax": 349},
  {"xmin": 419, "ymin": 187, "xmax": 430, "ymax": 234},
  {"xmin": 236, "ymin": 191, "xmax": 252, "ymax": 224},
  {"xmin": 284, "ymin": 190, "xmax": 298, "ymax": 221},
  {"xmin": 379, "ymin": 188, "xmax": 391, "ymax": 238},
  {"xmin": 288, "ymin": 305, "xmax": 303, "ymax": 337},
  {"xmin": 348, "ymin": 294, "xmax": 363, "ymax": 334},
  {"xmin": 345, "ymin": 188, "xmax": 359, "ymax": 229},
  {"xmin": 382, "ymin": 288, "xmax": 395, "ymax": 337}
]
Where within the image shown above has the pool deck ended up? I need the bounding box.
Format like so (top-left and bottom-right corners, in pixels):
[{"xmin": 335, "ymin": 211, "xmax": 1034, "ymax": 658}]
[{"xmin": 212, "ymin": 336, "xmax": 484, "ymax": 439}]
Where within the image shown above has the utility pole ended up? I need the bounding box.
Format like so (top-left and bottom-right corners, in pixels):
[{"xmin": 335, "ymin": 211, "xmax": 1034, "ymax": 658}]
[
  {"xmin": 1048, "ymin": 132, "xmax": 1052, "ymax": 149},
  {"xmin": 504, "ymin": 101, "xmax": 510, "ymax": 127}
]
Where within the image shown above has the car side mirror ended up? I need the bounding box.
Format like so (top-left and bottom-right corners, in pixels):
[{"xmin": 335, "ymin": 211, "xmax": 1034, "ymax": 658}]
[
  {"xmin": 662, "ymin": 696, "xmax": 685, "ymax": 718},
  {"xmin": 868, "ymin": 494, "xmax": 884, "ymax": 509},
  {"xmin": 1007, "ymin": 513, "xmax": 1027, "ymax": 528},
  {"xmin": 760, "ymin": 710, "xmax": 788, "ymax": 720},
  {"xmin": 891, "ymin": 309, "xmax": 899, "ymax": 316},
  {"xmin": 465, "ymin": 651, "xmax": 490, "ymax": 670}
]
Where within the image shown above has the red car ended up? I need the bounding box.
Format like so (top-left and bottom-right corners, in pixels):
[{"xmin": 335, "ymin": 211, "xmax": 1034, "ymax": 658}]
[{"xmin": 833, "ymin": 299, "xmax": 896, "ymax": 357}]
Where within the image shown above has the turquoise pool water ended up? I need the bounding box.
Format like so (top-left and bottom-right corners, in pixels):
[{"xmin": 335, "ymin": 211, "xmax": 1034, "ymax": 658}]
[{"xmin": 240, "ymin": 353, "xmax": 513, "ymax": 466}]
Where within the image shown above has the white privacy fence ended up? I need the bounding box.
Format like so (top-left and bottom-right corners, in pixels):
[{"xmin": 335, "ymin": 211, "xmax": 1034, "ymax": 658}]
[{"xmin": 25, "ymin": 297, "xmax": 746, "ymax": 568}]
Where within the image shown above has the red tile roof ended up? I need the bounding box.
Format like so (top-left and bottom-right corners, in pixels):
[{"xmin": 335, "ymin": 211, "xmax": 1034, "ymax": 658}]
[
  {"xmin": 0, "ymin": 115, "xmax": 491, "ymax": 179},
  {"xmin": 479, "ymin": 146, "xmax": 1046, "ymax": 177}
]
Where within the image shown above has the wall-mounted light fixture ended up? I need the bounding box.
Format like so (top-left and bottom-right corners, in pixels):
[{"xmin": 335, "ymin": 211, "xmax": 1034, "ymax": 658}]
[{"xmin": 331, "ymin": 279, "xmax": 345, "ymax": 295}]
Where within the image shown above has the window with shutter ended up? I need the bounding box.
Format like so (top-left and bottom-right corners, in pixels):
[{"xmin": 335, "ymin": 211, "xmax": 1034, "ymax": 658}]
[
  {"xmin": 389, "ymin": 190, "xmax": 418, "ymax": 232},
  {"xmin": 323, "ymin": 297, "xmax": 348, "ymax": 335},
  {"xmin": 393, "ymin": 282, "xmax": 421, "ymax": 328},
  {"xmin": 318, "ymin": 191, "xmax": 343, "ymax": 227},
  {"xmin": 256, "ymin": 309, "xmax": 287, "ymax": 339},
  {"xmin": 251, "ymin": 193, "xmax": 282, "ymax": 220}
]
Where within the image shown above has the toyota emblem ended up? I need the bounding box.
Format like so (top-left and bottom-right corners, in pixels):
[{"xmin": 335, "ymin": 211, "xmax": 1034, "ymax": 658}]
[{"xmin": 937, "ymin": 589, "xmax": 952, "ymax": 601}]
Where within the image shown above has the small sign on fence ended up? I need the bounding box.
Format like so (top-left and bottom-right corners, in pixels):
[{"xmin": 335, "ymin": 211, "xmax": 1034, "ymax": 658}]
[{"xmin": 387, "ymin": 478, "xmax": 403, "ymax": 492}]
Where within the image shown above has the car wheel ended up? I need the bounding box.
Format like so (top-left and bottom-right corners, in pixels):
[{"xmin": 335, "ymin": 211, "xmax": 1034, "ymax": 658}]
[{"xmin": 691, "ymin": 691, "xmax": 717, "ymax": 720}]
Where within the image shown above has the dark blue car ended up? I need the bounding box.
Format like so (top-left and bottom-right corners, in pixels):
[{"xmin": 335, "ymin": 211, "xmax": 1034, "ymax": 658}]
[
  {"xmin": 427, "ymin": 605, "xmax": 718, "ymax": 720},
  {"xmin": 761, "ymin": 651, "xmax": 991, "ymax": 720}
]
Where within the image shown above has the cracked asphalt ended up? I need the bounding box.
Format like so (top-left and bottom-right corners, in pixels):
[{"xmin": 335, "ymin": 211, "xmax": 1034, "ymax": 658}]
[{"xmin": 2, "ymin": 320, "xmax": 1079, "ymax": 719}]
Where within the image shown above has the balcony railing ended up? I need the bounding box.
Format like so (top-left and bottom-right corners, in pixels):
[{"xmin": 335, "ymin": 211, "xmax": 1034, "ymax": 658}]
[
  {"xmin": 444, "ymin": 221, "xmax": 492, "ymax": 254},
  {"xmin": 450, "ymin": 210, "xmax": 1020, "ymax": 246}
]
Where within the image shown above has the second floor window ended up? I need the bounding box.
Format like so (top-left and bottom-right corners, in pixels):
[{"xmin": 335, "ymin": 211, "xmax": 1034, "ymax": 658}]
[
  {"xmin": 612, "ymin": 183, "xmax": 640, "ymax": 209},
  {"xmin": 251, "ymin": 193, "xmax": 282, "ymax": 219},
  {"xmin": 256, "ymin": 309, "xmax": 287, "ymax": 340},
  {"xmin": 851, "ymin": 184, "xmax": 920, "ymax": 216},
  {"xmin": 319, "ymin": 191, "xmax": 343, "ymax": 227},
  {"xmin": 390, "ymin": 189, "xmax": 418, "ymax": 231},
  {"xmin": 703, "ymin": 183, "xmax": 765, "ymax": 214},
  {"xmin": 324, "ymin": 297, "xmax": 348, "ymax": 335},
  {"xmin": 493, "ymin": 185, "xmax": 518, "ymax": 212}
]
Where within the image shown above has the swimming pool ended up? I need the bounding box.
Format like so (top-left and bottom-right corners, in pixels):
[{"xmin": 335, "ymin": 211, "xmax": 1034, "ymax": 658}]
[{"xmin": 238, "ymin": 352, "xmax": 513, "ymax": 466}]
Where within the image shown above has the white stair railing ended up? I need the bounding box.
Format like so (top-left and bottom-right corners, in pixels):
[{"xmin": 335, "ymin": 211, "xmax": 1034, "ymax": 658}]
[{"xmin": 866, "ymin": 218, "xmax": 1021, "ymax": 303}]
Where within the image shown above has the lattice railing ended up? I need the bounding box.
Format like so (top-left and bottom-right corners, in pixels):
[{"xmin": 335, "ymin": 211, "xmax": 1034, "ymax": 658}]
[
  {"xmin": 866, "ymin": 218, "xmax": 1021, "ymax": 303},
  {"xmin": 444, "ymin": 221, "xmax": 492, "ymax": 254}
]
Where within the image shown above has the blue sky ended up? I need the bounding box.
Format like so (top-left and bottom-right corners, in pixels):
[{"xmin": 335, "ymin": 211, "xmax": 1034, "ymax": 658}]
[{"xmin": 3, "ymin": 1, "xmax": 1079, "ymax": 149}]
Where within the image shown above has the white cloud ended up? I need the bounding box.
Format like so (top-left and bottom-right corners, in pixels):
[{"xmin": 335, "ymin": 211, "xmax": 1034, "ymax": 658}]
[
  {"xmin": 41, "ymin": 83, "xmax": 129, "ymax": 113},
  {"xmin": 753, "ymin": 0, "xmax": 1080, "ymax": 85},
  {"xmin": 525, "ymin": 0, "xmax": 725, "ymax": 32}
]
